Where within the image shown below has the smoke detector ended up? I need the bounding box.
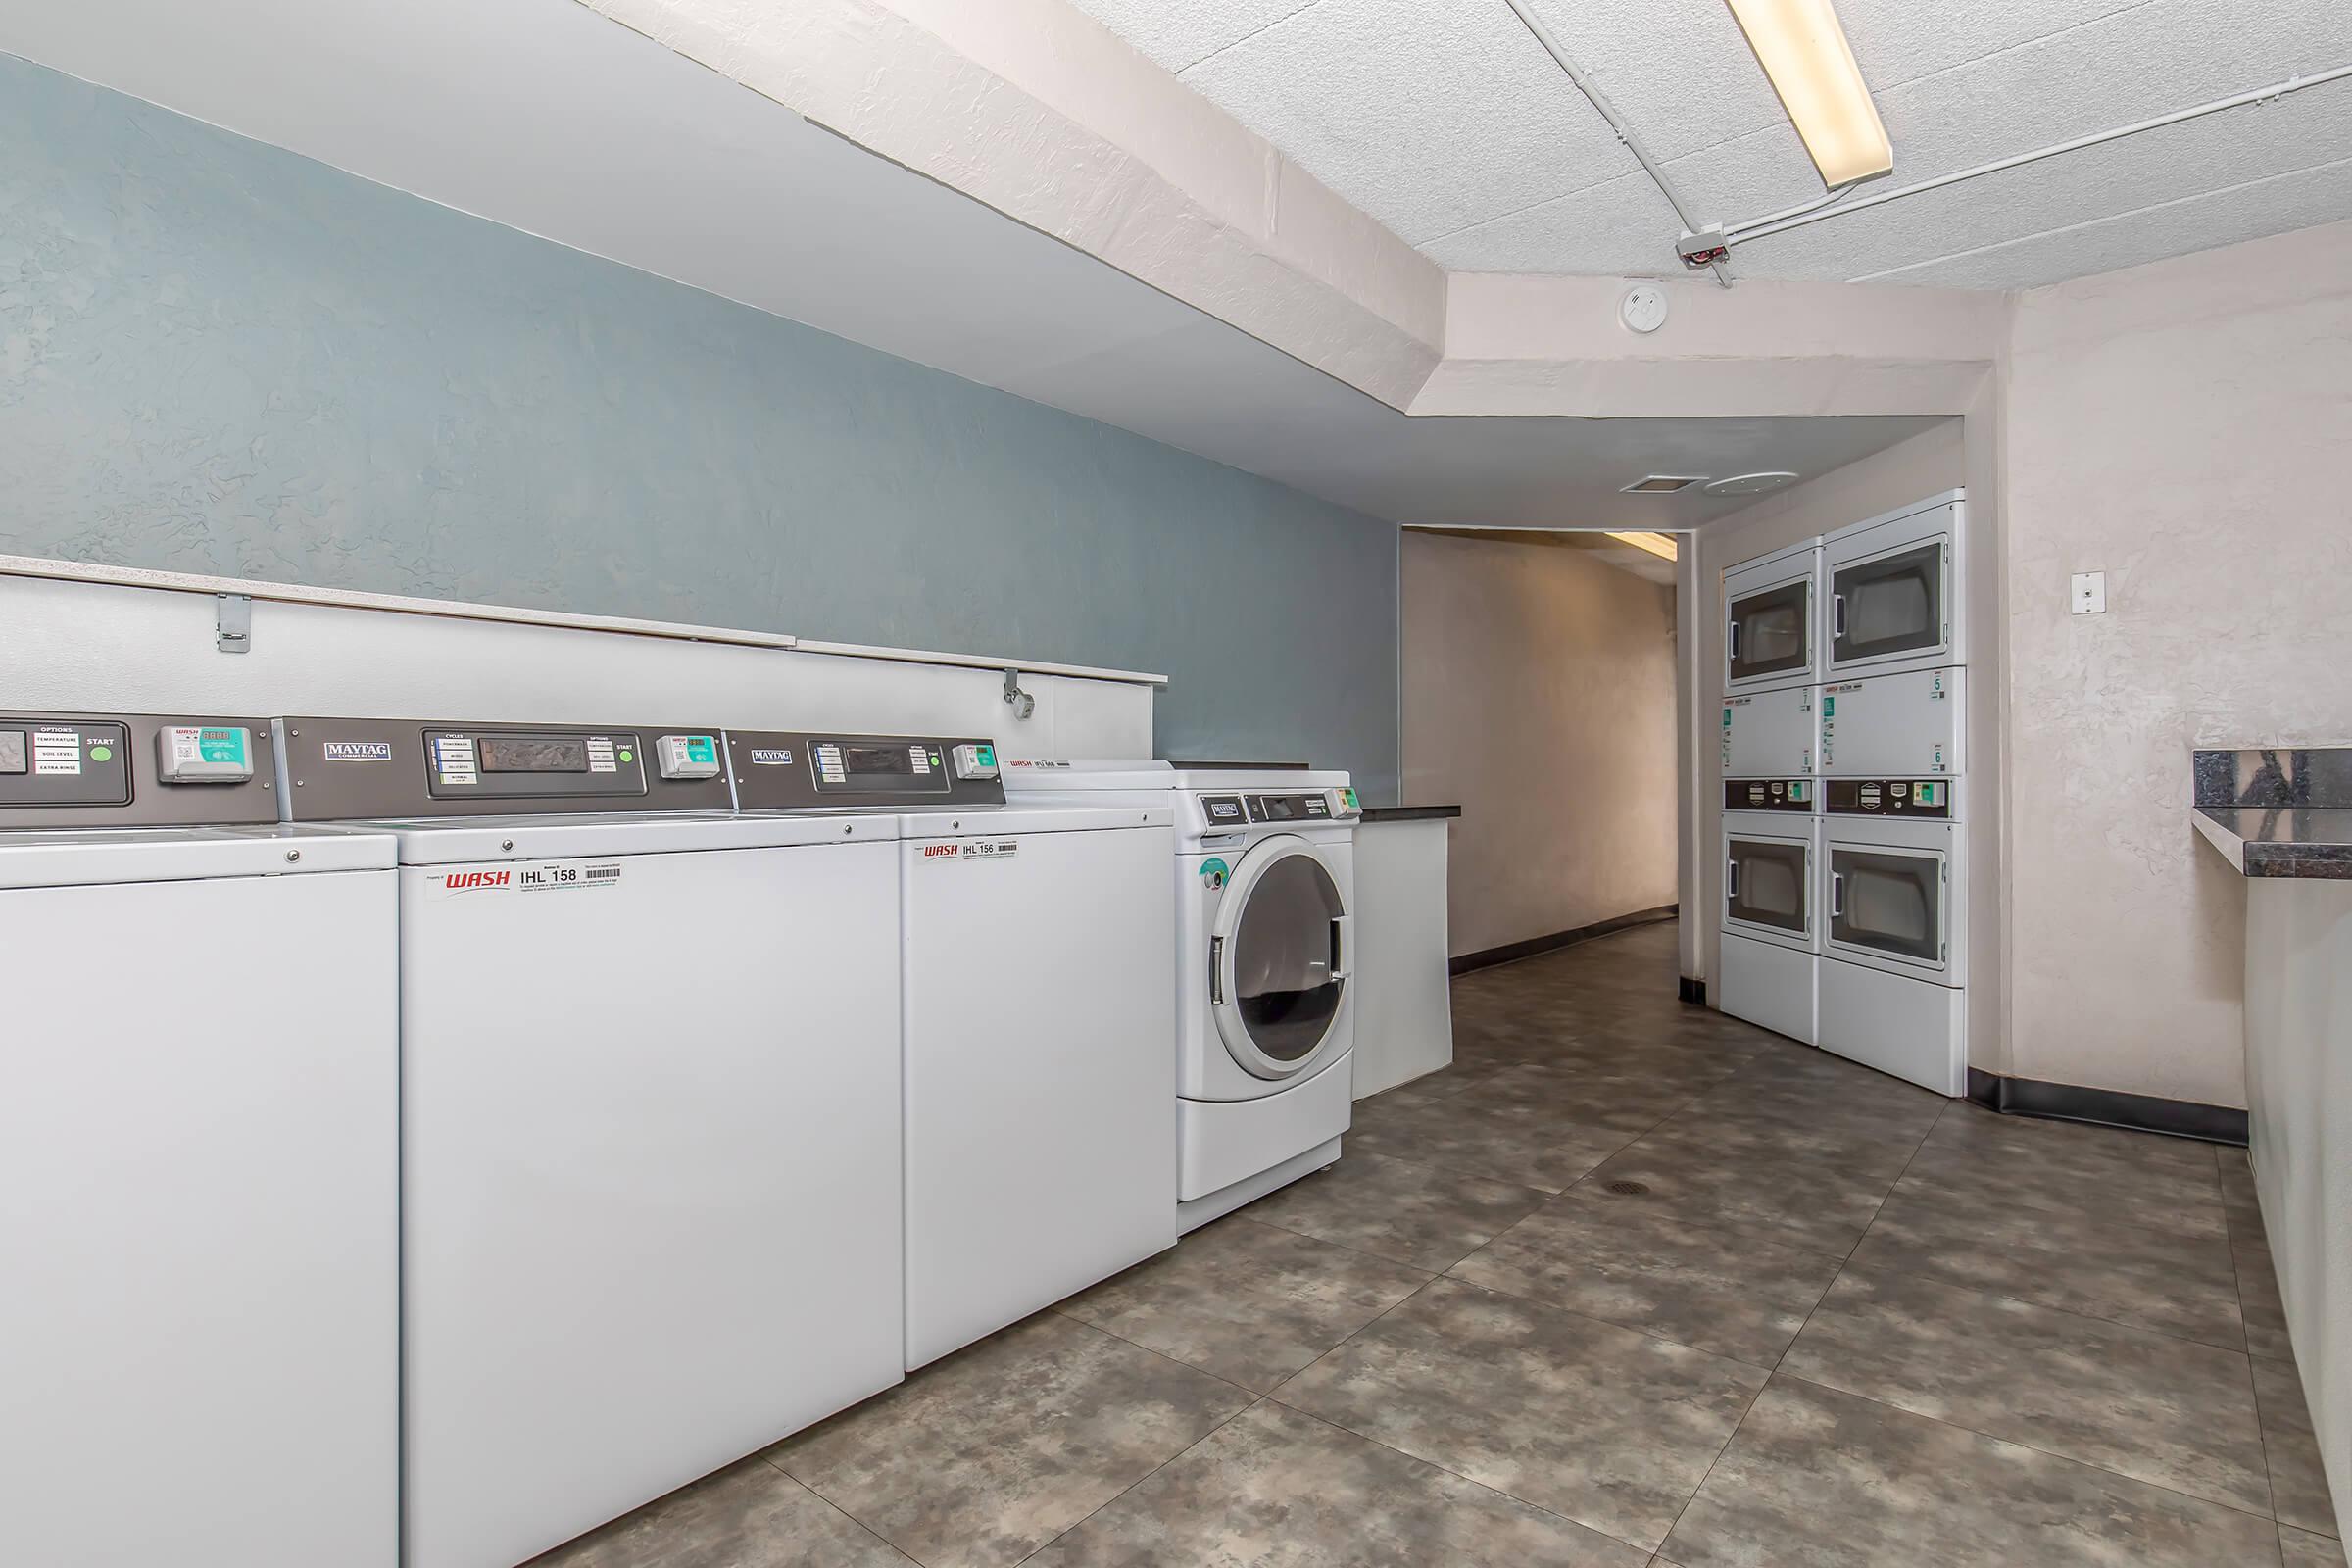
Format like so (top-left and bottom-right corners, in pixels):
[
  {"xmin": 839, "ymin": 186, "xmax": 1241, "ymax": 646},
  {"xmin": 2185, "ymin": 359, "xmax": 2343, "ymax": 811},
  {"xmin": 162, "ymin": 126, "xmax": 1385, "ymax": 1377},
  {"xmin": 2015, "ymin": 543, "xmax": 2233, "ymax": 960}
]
[
  {"xmin": 1704, "ymin": 471, "xmax": 1799, "ymax": 496},
  {"xmin": 1620, "ymin": 474, "xmax": 1706, "ymax": 494}
]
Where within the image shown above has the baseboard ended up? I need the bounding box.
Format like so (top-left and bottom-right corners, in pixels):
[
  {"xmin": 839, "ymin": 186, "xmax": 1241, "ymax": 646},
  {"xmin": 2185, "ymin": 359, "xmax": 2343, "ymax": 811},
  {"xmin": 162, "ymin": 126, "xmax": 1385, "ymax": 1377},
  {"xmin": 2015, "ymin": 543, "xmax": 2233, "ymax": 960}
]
[
  {"xmin": 1965, "ymin": 1068, "xmax": 2248, "ymax": 1147},
  {"xmin": 1678, "ymin": 975, "xmax": 1707, "ymax": 1006},
  {"xmin": 1449, "ymin": 905, "xmax": 1679, "ymax": 976}
]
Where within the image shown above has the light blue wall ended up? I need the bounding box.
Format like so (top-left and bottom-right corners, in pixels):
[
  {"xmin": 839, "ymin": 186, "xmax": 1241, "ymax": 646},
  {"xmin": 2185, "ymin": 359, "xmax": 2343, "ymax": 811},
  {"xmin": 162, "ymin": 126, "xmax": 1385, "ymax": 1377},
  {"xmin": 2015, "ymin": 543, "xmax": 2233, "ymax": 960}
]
[{"xmin": 0, "ymin": 57, "xmax": 1400, "ymax": 798}]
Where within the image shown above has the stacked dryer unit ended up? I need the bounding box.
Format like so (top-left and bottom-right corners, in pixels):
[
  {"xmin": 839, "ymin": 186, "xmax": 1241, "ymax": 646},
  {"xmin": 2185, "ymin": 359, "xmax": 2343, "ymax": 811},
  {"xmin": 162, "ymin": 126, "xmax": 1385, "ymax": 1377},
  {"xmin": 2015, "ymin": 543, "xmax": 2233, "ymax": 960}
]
[
  {"xmin": 1717, "ymin": 490, "xmax": 1971, "ymax": 1096},
  {"xmin": 1816, "ymin": 491, "xmax": 1970, "ymax": 1096},
  {"xmin": 1720, "ymin": 537, "xmax": 1826, "ymax": 1044}
]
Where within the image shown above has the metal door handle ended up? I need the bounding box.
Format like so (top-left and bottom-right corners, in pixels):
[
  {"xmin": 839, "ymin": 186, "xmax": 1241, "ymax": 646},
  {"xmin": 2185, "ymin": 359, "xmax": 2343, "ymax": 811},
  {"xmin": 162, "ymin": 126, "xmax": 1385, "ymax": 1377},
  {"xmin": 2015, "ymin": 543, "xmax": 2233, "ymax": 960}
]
[
  {"xmin": 1209, "ymin": 937, "xmax": 1224, "ymax": 1004},
  {"xmin": 1727, "ymin": 859, "xmax": 1739, "ymax": 902},
  {"xmin": 1833, "ymin": 593, "xmax": 1846, "ymax": 639},
  {"xmin": 1728, "ymin": 621, "xmax": 1740, "ymax": 662},
  {"xmin": 1330, "ymin": 915, "xmax": 1353, "ymax": 981},
  {"xmin": 1831, "ymin": 872, "xmax": 1844, "ymax": 917}
]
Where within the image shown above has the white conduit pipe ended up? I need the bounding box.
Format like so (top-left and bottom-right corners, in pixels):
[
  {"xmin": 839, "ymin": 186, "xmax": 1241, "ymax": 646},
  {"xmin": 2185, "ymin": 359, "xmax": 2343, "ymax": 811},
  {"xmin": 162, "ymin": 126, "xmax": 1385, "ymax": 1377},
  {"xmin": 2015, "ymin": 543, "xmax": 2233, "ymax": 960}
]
[
  {"xmin": 1498, "ymin": 0, "xmax": 1734, "ymax": 286},
  {"xmin": 1727, "ymin": 61, "xmax": 2352, "ymax": 249}
]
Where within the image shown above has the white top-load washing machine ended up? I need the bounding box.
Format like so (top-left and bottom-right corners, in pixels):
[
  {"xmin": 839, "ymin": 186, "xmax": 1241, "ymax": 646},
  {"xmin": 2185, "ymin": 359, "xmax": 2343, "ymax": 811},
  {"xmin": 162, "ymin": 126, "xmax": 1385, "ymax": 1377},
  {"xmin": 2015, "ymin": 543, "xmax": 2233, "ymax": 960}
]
[
  {"xmin": 725, "ymin": 731, "xmax": 1178, "ymax": 1371},
  {"xmin": 1004, "ymin": 761, "xmax": 1362, "ymax": 1233},
  {"xmin": 0, "ymin": 712, "xmax": 397, "ymax": 1568},
  {"xmin": 1718, "ymin": 775, "xmax": 1822, "ymax": 1047},
  {"xmin": 279, "ymin": 717, "xmax": 906, "ymax": 1568},
  {"xmin": 1817, "ymin": 775, "xmax": 1968, "ymax": 1096}
]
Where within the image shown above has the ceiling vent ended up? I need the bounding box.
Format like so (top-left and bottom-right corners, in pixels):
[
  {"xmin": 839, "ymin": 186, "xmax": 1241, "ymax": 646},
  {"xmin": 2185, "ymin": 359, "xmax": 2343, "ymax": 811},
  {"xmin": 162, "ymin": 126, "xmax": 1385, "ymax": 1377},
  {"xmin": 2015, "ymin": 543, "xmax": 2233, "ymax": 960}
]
[
  {"xmin": 1704, "ymin": 471, "xmax": 1799, "ymax": 496},
  {"xmin": 1620, "ymin": 474, "xmax": 1705, "ymax": 494}
]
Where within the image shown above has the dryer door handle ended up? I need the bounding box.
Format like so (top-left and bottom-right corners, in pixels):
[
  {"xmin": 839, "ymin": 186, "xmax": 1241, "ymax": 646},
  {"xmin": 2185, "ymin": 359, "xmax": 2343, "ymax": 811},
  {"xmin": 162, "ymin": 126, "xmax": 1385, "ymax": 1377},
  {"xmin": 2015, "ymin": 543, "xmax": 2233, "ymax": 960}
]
[
  {"xmin": 1329, "ymin": 915, "xmax": 1354, "ymax": 981},
  {"xmin": 1209, "ymin": 936, "xmax": 1225, "ymax": 1004},
  {"xmin": 1831, "ymin": 872, "xmax": 1844, "ymax": 918}
]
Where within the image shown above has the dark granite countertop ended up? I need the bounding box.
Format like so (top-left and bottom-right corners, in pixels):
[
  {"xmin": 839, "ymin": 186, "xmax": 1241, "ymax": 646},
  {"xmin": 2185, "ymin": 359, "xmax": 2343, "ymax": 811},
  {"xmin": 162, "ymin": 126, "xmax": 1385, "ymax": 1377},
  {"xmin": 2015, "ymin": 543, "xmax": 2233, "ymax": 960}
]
[
  {"xmin": 1359, "ymin": 805, "xmax": 1463, "ymax": 823},
  {"xmin": 2193, "ymin": 747, "xmax": 2352, "ymax": 879},
  {"xmin": 2193, "ymin": 807, "xmax": 2352, "ymax": 879}
]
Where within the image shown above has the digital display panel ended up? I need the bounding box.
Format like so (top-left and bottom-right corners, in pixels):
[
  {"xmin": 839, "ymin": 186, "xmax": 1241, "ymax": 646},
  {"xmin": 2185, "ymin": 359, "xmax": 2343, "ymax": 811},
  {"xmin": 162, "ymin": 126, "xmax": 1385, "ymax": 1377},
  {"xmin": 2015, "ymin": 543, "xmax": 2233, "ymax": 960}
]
[
  {"xmin": 0, "ymin": 730, "xmax": 24, "ymax": 775},
  {"xmin": 842, "ymin": 745, "xmax": 915, "ymax": 776},
  {"xmin": 478, "ymin": 736, "xmax": 592, "ymax": 773}
]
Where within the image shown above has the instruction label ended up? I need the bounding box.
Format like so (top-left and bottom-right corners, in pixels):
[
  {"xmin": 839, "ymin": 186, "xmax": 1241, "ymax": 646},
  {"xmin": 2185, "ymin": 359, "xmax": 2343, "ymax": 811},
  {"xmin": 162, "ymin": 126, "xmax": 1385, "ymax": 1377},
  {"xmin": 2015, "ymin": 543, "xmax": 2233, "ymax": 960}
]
[{"xmin": 32, "ymin": 727, "xmax": 83, "ymax": 776}]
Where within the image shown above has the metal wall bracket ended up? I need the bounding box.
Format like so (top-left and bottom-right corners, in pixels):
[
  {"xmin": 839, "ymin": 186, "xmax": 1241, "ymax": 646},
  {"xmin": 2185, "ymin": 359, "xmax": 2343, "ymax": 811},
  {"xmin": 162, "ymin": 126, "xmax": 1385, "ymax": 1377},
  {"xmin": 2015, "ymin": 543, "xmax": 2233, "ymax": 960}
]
[
  {"xmin": 216, "ymin": 594, "xmax": 253, "ymax": 654},
  {"xmin": 1003, "ymin": 667, "xmax": 1036, "ymax": 722}
]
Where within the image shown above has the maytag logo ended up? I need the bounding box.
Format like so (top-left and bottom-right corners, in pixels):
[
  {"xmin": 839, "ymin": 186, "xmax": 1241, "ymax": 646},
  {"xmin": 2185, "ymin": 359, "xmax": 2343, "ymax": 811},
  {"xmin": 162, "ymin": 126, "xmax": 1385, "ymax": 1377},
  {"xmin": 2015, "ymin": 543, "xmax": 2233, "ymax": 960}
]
[
  {"xmin": 443, "ymin": 869, "xmax": 511, "ymax": 892},
  {"xmin": 323, "ymin": 740, "xmax": 393, "ymax": 762},
  {"xmin": 750, "ymin": 749, "xmax": 794, "ymax": 766}
]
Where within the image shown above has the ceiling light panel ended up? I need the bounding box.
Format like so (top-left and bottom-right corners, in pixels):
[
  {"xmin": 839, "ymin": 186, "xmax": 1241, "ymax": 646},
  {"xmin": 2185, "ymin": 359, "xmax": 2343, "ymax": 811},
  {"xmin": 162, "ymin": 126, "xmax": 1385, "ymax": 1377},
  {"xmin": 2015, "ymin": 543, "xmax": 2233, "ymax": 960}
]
[
  {"xmin": 1606, "ymin": 530, "xmax": 1682, "ymax": 560},
  {"xmin": 1725, "ymin": 0, "xmax": 1891, "ymax": 188},
  {"xmin": 1621, "ymin": 474, "xmax": 1706, "ymax": 493}
]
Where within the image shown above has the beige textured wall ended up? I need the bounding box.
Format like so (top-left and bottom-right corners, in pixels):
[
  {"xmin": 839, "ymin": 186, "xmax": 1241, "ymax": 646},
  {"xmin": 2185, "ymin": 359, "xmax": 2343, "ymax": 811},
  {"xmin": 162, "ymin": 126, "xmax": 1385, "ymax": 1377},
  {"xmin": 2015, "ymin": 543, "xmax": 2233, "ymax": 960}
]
[
  {"xmin": 1401, "ymin": 531, "xmax": 1678, "ymax": 958},
  {"xmin": 1684, "ymin": 421, "xmax": 1972, "ymax": 993},
  {"xmin": 2004, "ymin": 222, "xmax": 2352, "ymax": 1109}
]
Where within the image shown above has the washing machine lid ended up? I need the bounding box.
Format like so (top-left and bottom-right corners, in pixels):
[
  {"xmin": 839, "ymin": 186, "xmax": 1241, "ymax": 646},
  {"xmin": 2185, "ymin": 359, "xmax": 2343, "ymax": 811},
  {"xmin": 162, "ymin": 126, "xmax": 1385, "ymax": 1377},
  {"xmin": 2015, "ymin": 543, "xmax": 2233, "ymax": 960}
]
[
  {"xmin": 0, "ymin": 823, "xmax": 395, "ymax": 889},
  {"xmin": 898, "ymin": 804, "xmax": 1173, "ymax": 836},
  {"xmin": 324, "ymin": 810, "xmax": 900, "ymax": 865},
  {"xmin": 1210, "ymin": 835, "xmax": 1352, "ymax": 1080},
  {"xmin": 1001, "ymin": 760, "xmax": 1176, "ymax": 792}
]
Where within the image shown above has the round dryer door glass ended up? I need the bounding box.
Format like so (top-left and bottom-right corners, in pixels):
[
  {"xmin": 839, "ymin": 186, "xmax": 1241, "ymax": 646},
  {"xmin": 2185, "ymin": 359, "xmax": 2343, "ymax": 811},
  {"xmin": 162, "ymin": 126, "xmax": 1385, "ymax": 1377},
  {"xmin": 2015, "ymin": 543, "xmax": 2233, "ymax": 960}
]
[{"xmin": 1219, "ymin": 843, "xmax": 1348, "ymax": 1075}]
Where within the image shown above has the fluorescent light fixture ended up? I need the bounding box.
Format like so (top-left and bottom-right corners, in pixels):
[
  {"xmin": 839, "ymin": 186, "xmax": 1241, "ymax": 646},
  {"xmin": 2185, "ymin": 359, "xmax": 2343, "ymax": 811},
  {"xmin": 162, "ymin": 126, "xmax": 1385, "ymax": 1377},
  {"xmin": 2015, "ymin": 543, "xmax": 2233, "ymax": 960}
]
[
  {"xmin": 1725, "ymin": 0, "xmax": 1891, "ymax": 188},
  {"xmin": 1606, "ymin": 531, "xmax": 1680, "ymax": 562}
]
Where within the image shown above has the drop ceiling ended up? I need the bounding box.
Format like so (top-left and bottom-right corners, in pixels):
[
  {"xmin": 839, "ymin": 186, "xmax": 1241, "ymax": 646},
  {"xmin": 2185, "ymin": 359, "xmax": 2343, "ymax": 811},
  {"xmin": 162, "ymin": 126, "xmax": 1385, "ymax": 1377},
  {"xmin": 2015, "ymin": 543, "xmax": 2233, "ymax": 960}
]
[
  {"xmin": 0, "ymin": 0, "xmax": 1939, "ymax": 532},
  {"xmin": 1067, "ymin": 0, "xmax": 2352, "ymax": 289}
]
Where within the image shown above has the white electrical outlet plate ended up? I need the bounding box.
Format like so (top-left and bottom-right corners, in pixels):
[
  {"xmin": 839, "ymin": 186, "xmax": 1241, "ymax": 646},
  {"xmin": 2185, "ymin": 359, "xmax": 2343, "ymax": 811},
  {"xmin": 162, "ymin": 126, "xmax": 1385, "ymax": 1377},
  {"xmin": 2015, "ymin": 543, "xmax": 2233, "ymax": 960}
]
[{"xmin": 2071, "ymin": 571, "xmax": 2107, "ymax": 614}]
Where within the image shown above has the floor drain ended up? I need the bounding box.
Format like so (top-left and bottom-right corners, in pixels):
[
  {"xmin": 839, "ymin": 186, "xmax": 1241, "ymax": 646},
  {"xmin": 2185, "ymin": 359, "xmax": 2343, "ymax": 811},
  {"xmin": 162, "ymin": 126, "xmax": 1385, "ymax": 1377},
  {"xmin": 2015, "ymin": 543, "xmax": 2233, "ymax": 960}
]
[{"xmin": 1603, "ymin": 1180, "xmax": 1650, "ymax": 1196}]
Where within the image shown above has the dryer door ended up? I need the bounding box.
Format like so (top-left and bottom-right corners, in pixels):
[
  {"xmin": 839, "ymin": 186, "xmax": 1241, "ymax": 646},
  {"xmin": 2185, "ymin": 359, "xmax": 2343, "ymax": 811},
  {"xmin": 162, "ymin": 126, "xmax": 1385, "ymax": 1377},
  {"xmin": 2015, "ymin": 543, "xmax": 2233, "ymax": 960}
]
[{"xmin": 1211, "ymin": 836, "xmax": 1351, "ymax": 1080}]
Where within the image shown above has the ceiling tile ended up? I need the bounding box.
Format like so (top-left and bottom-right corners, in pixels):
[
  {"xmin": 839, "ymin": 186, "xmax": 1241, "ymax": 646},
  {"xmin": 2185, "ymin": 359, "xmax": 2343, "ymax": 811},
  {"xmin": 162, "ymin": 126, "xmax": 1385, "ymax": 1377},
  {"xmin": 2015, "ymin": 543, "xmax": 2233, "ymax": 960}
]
[
  {"xmin": 1062, "ymin": 0, "xmax": 1320, "ymax": 74},
  {"xmin": 1870, "ymin": 155, "xmax": 2352, "ymax": 290},
  {"xmin": 1177, "ymin": 0, "xmax": 1643, "ymax": 245}
]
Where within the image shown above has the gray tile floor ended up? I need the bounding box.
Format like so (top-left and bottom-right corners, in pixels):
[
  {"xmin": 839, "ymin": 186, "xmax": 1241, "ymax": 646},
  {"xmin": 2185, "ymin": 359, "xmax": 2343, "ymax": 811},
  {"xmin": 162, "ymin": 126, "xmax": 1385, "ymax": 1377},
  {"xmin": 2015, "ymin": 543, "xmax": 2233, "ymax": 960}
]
[{"xmin": 535, "ymin": 919, "xmax": 2341, "ymax": 1566}]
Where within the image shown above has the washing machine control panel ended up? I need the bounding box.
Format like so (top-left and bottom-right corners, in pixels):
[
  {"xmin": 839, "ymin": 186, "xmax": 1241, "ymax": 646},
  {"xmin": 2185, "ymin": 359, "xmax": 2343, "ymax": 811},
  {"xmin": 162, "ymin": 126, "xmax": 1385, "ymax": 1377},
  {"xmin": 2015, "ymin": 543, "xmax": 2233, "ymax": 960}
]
[
  {"xmin": 279, "ymin": 718, "xmax": 736, "ymax": 819},
  {"xmin": 1825, "ymin": 778, "xmax": 1954, "ymax": 818},
  {"xmin": 0, "ymin": 712, "xmax": 278, "ymax": 827},
  {"xmin": 729, "ymin": 732, "xmax": 1007, "ymax": 809},
  {"xmin": 1245, "ymin": 791, "xmax": 1355, "ymax": 824},
  {"xmin": 1723, "ymin": 778, "xmax": 1816, "ymax": 813}
]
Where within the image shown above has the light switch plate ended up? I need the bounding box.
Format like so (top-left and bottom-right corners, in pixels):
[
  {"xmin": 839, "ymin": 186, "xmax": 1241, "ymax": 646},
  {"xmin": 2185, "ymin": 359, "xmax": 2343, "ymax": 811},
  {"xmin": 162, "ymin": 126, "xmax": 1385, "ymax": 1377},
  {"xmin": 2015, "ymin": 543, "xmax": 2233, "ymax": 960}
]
[{"xmin": 2071, "ymin": 571, "xmax": 2107, "ymax": 614}]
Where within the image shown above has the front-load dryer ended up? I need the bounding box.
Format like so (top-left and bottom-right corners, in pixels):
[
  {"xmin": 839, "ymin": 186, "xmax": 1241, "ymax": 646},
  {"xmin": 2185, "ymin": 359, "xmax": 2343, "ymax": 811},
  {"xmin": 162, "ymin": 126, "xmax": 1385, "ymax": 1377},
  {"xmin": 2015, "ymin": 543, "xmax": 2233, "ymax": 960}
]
[
  {"xmin": 1719, "ymin": 776, "xmax": 1822, "ymax": 1046},
  {"xmin": 280, "ymin": 717, "xmax": 906, "ymax": 1568},
  {"xmin": 726, "ymin": 732, "xmax": 1178, "ymax": 1372},
  {"xmin": 1004, "ymin": 761, "xmax": 1361, "ymax": 1233},
  {"xmin": 1818, "ymin": 776, "xmax": 1968, "ymax": 1096}
]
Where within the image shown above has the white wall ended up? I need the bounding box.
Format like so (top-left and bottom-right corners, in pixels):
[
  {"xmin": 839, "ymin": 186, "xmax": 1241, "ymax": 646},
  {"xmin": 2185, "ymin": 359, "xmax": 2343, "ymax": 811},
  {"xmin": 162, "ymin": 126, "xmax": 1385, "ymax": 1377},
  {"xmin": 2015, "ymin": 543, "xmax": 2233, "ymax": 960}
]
[
  {"xmin": 2003, "ymin": 220, "xmax": 2352, "ymax": 1108},
  {"xmin": 0, "ymin": 573, "xmax": 1156, "ymax": 760},
  {"xmin": 1401, "ymin": 530, "xmax": 1678, "ymax": 958}
]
